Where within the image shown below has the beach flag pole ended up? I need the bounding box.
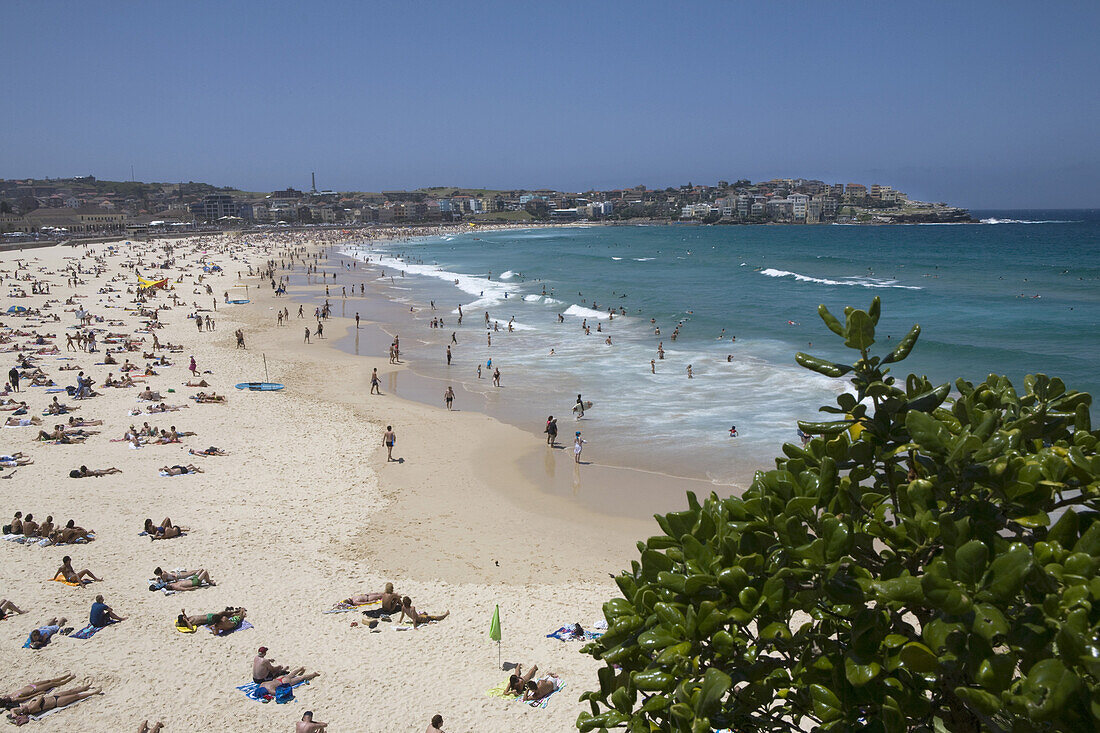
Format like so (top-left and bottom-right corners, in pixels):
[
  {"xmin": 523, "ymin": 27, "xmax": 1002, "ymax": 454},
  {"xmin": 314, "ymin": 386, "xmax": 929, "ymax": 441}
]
[
  {"xmin": 489, "ymin": 604, "xmax": 501, "ymax": 669},
  {"xmin": 263, "ymin": 353, "xmax": 269, "ymax": 383}
]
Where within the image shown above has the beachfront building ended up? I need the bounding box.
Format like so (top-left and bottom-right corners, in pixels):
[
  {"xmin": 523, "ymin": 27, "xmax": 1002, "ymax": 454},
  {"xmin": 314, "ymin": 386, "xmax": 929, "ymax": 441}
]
[
  {"xmin": 790, "ymin": 193, "xmax": 809, "ymax": 221},
  {"xmin": 845, "ymin": 183, "xmax": 868, "ymax": 203}
]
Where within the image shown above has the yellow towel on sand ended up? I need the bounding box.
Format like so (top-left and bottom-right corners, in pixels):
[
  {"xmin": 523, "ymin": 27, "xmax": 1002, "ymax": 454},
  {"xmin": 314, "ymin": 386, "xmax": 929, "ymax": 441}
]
[
  {"xmin": 486, "ymin": 679, "xmax": 519, "ymax": 699},
  {"xmin": 174, "ymin": 622, "xmax": 197, "ymax": 634},
  {"xmin": 50, "ymin": 576, "xmax": 84, "ymax": 587}
]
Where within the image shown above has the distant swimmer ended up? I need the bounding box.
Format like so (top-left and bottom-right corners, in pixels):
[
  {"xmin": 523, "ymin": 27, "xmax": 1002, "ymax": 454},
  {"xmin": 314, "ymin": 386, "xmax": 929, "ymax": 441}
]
[
  {"xmin": 687, "ymin": 364, "xmax": 693, "ymax": 379},
  {"xmin": 729, "ymin": 426, "xmax": 738, "ymax": 437},
  {"xmin": 650, "ymin": 359, "xmax": 656, "ymax": 374}
]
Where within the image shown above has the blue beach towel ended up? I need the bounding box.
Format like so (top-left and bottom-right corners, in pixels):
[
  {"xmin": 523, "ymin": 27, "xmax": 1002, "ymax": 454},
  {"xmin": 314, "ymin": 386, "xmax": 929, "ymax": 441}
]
[
  {"xmin": 547, "ymin": 626, "xmax": 604, "ymax": 642},
  {"xmin": 70, "ymin": 623, "xmax": 110, "ymax": 640}
]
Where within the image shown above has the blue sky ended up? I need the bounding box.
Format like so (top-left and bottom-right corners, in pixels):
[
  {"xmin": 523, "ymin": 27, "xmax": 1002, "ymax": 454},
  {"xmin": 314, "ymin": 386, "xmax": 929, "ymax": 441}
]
[{"xmin": 3, "ymin": 1, "xmax": 1097, "ymax": 208}]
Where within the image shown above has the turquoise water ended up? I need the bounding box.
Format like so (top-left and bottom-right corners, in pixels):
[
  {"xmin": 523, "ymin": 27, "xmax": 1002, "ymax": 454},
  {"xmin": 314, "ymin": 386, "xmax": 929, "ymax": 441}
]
[{"xmin": 344, "ymin": 210, "xmax": 1100, "ymax": 485}]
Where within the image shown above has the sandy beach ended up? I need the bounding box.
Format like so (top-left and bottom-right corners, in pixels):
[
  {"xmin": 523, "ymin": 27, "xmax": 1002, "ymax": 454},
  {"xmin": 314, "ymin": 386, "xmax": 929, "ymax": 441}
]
[{"xmin": 0, "ymin": 229, "xmax": 710, "ymax": 732}]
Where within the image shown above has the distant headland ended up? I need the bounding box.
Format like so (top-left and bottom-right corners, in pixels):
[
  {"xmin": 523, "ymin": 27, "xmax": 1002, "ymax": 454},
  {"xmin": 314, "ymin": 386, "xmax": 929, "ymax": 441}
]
[{"xmin": 0, "ymin": 175, "xmax": 972, "ymax": 238}]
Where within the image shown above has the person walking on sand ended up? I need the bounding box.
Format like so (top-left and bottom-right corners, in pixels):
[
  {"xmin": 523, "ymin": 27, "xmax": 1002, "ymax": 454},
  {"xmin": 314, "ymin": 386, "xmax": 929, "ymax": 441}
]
[
  {"xmin": 545, "ymin": 416, "xmax": 558, "ymax": 446},
  {"xmin": 8, "ymin": 367, "xmax": 18, "ymax": 392},
  {"xmin": 574, "ymin": 431, "xmax": 586, "ymax": 463},
  {"xmin": 355, "ymin": 313, "xmax": 360, "ymax": 329},
  {"xmin": 189, "ymin": 356, "xmax": 198, "ymax": 377},
  {"xmin": 382, "ymin": 426, "xmax": 396, "ymax": 462},
  {"xmin": 304, "ymin": 327, "xmax": 311, "ymax": 343},
  {"xmin": 370, "ymin": 368, "xmax": 381, "ymax": 395},
  {"xmin": 444, "ymin": 386, "xmax": 454, "ymax": 410}
]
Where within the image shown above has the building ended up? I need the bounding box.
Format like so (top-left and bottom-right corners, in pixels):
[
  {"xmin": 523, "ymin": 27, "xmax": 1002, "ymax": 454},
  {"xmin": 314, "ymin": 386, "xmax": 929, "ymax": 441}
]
[
  {"xmin": 789, "ymin": 193, "xmax": 809, "ymax": 221},
  {"xmin": 191, "ymin": 194, "xmax": 238, "ymax": 221},
  {"xmin": 845, "ymin": 184, "xmax": 867, "ymax": 203}
]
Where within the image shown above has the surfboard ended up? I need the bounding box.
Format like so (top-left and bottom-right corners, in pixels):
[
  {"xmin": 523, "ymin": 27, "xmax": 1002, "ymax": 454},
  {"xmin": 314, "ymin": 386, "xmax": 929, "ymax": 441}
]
[
  {"xmin": 572, "ymin": 401, "xmax": 594, "ymax": 412},
  {"xmin": 234, "ymin": 382, "xmax": 284, "ymax": 391},
  {"xmin": 228, "ymin": 299, "xmax": 250, "ymax": 304}
]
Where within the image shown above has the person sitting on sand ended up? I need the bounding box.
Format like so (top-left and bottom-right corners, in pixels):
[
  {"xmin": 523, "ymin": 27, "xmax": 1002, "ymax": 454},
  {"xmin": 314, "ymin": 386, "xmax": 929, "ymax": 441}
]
[
  {"xmin": 0, "ymin": 599, "xmax": 26, "ymax": 620},
  {"xmin": 297, "ymin": 711, "xmax": 327, "ymax": 732},
  {"xmin": 37, "ymin": 426, "xmax": 75, "ymax": 442},
  {"xmin": 137, "ymin": 387, "xmax": 161, "ymax": 401},
  {"xmin": 508, "ymin": 664, "xmax": 539, "ymax": 696},
  {"xmin": 398, "ymin": 596, "xmax": 449, "ymax": 628},
  {"xmin": 89, "ymin": 594, "xmax": 126, "ymax": 627},
  {"xmin": 253, "ymin": 647, "xmax": 288, "ymax": 684},
  {"xmin": 69, "ymin": 465, "xmax": 121, "ymax": 478},
  {"xmin": 0, "ymin": 673, "xmax": 75, "ymax": 708},
  {"xmin": 54, "ymin": 556, "xmax": 101, "ymax": 585},
  {"xmin": 379, "ymin": 584, "xmax": 403, "ymax": 614},
  {"xmin": 344, "ymin": 582, "xmax": 395, "ymax": 607},
  {"xmin": 137, "ymin": 721, "xmax": 164, "ymax": 733},
  {"xmin": 255, "ymin": 668, "xmax": 320, "ymax": 700},
  {"xmin": 6, "ymin": 684, "xmax": 102, "ymax": 725},
  {"xmin": 27, "ymin": 618, "xmax": 67, "ymax": 649},
  {"xmin": 163, "ymin": 570, "xmax": 215, "ymax": 592},
  {"xmin": 160, "ymin": 464, "xmax": 203, "ymax": 476},
  {"xmin": 426, "ymin": 714, "xmax": 447, "ymax": 733},
  {"xmin": 144, "ymin": 517, "xmax": 189, "ymax": 539},
  {"xmin": 35, "ymin": 515, "xmax": 53, "ymax": 538},
  {"xmin": 523, "ymin": 674, "xmax": 562, "ymax": 703},
  {"xmin": 211, "ymin": 607, "xmax": 246, "ymax": 633},
  {"xmin": 188, "ymin": 446, "xmax": 227, "ymax": 456}
]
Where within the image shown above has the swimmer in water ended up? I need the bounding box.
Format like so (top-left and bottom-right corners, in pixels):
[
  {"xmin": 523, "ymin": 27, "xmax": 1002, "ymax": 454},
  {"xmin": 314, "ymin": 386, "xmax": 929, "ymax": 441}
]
[{"xmin": 729, "ymin": 425, "xmax": 738, "ymax": 437}]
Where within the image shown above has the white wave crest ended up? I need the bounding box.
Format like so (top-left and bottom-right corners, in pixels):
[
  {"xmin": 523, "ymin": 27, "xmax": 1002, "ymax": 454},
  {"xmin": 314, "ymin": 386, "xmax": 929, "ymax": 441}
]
[
  {"xmin": 980, "ymin": 218, "xmax": 1076, "ymax": 225},
  {"xmin": 759, "ymin": 268, "xmax": 922, "ymax": 290},
  {"xmin": 563, "ymin": 304, "xmax": 608, "ymax": 319}
]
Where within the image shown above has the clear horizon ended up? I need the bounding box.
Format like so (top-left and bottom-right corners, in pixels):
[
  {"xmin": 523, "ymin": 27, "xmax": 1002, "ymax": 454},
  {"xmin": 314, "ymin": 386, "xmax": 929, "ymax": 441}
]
[{"xmin": 4, "ymin": 1, "xmax": 1097, "ymax": 209}]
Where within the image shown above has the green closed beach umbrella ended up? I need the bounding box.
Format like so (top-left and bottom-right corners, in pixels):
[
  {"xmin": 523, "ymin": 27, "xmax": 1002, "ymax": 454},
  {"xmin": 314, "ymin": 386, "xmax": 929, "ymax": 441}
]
[{"xmin": 489, "ymin": 604, "xmax": 501, "ymax": 668}]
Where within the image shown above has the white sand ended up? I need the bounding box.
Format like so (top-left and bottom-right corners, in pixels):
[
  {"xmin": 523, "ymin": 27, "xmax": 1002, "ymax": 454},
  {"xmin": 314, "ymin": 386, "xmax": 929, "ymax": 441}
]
[{"xmin": 0, "ymin": 231, "xmax": 664, "ymax": 732}]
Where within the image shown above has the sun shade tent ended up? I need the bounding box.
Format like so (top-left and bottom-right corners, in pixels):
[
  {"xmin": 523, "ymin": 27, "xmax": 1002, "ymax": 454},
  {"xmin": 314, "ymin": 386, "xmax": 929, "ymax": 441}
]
[{"xmin": 137, "ymin": 277, "xmax": 169, "ymax": 291}]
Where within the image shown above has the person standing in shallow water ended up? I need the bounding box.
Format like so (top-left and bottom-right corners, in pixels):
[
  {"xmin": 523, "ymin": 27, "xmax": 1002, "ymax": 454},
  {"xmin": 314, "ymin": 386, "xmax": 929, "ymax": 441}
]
[
  {"xmin": 574, "ymin": 431, "xmax": 586, "ymax": 463},
  {"xmin": 545, "ymin": 416, "xmax": 558, "ymax": 446},
  {"xmin": 382, "ymin": 426, "xmax": 396, "ymax": 462},
  {"xmin": 444, "ymin": 386, "xmax": 454, "ymax": 410}
]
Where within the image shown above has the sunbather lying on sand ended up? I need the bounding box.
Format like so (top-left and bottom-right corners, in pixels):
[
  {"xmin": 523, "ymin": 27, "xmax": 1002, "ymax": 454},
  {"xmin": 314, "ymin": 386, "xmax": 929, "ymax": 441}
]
[
  {"xmin": 27, "ymin": 618, "xmax": 68, "ymax": 649},
  {"xmin": 54, "ymin": 556, "xmax": 101, "ymax": 585},
  {"xmin": 508, "ymin": 664, "xmax": 539, "ymax": 695},
  {"xmin": 153, "ymin": 567, "xmax": 203, "ymax": 583},
  {"xmin": 7, "ymin": 416, "xmax": 42, "ymax": 427},
  {"xmin": 0, "ymin": 673, "xmax": 75, "ymax": 707},
  {"xmin": 343, "ymin": 582, "xmax": 395, "ymax": 607},
  {"xmin": 147, "ymin": 402, "xmax": 186, "ymax": 413},
  {"xmin": 256, "ymin": 668, "xmax": 320, "ymax": 699},
  {"xmin": 191, "ymin": 392, "xmax": 225, "ymax": 403},
  {"xmin": 47, "ymin": 520, "xmax": 92, "ymax": 545},
  {"xmin": 189, "ymin": 446, "xmax": 227, "ymax": 456},
  {"xmin": 163, "ymin": 570, "xmax": 215, "ymax": 591},
  {"xmin": 398, "ymin": 597, "xmax": 449, "ymax": 628},
  {"xmin": 523, "ymin": 675, "xmax": 561, "ymax": 703},
  {"xmin": 185, "ymin": 379, "xmax": 209, "ymax": 387},
  {"xmin": 6, "ymin": 684, "xmax": 102, "ymax": 725},
  {"xmin": 0, "ymin": 453, "xmax": 32, "ymax": 466},
  {"xmin": 144, "ymin": 517, "xmax": 189, "ymax": 539},
  {"xmin": 69, "ymin": 465, "xmax": 121, "ymax": 478},
  {"xmin": 66, "ymin": 416, "xmax": 102, "ymax": 427},
  {"xmin": 160, "ymin": 464, "xmax": 202, "ymax": 476},
  {"xmin": 177, "ymin": 606, "xmax": 245, "ymax": 632},
  {"xmin": 0, "ymin": 599, "xmax": 26, "ymax": 620}
]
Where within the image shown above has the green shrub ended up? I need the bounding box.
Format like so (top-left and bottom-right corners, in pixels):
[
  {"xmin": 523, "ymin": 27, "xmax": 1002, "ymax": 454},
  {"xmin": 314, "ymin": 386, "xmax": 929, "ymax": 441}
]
[{"xmin": 578, "ymin": 298, "xmax": 1099, "ymax": 733}]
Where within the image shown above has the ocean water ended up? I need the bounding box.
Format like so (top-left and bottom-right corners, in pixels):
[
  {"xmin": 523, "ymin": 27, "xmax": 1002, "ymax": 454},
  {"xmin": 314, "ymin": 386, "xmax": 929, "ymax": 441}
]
[{"xmin": 341, "ymin": 210, "xmax": 1100, "ymax": 486}]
